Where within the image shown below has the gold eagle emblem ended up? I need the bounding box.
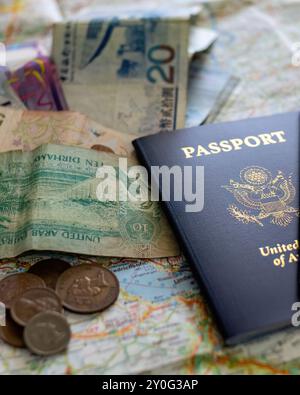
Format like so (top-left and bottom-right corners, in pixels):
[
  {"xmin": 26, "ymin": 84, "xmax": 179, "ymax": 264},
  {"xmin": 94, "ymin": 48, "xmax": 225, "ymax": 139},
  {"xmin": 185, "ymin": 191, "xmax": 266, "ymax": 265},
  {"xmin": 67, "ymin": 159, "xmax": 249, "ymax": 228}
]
[{"xmin": 223, "ymin": 166, "xmax": 299, "ymax": 227}]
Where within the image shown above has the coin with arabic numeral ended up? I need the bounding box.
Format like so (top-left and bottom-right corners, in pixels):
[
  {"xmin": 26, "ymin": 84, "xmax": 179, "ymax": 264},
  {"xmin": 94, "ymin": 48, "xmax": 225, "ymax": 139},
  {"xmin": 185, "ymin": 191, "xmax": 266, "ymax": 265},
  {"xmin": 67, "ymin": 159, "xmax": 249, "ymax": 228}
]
[
  {"xmin": 0, "ymin": 313, "xmax": 25, "ymax": 348},
  {"xmin": 11, "ymin": 288, "xmax": 63, "ymax": 327},
  {"xmin": 0, "ymin": 273, "xmax": 46, "ymax": 309},
  {"xmin": 56, "ymin": 264, "xmax": 119, "ymax": 314},
  {"xmin": 28, "ymin": 259, "xmax": 71, "ymax": 289},
  {"xmin": 24, "ymin": 311, "xmax": 71, "ymax": 356}
]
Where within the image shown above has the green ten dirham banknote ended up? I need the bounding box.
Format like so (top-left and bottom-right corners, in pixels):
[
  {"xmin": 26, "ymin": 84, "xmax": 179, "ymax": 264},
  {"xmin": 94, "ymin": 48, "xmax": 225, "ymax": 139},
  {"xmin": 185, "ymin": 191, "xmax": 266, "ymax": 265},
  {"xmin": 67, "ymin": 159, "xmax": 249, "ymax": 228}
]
[
  {"xmin": 0, "ymin": 144, "xmax": 179, "ymax": 259},
  {"xmin": 52, "ymin": 18, "xmax": 189, "ymax": 135}
]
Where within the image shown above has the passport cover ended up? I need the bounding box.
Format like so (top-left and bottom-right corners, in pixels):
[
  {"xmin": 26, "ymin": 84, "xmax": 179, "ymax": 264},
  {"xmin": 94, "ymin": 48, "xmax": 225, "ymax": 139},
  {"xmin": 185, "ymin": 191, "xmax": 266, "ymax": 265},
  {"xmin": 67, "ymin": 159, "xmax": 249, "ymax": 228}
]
[{"xmin": 133, "ymin": 112, "xmax": 300, "ymax": 345}]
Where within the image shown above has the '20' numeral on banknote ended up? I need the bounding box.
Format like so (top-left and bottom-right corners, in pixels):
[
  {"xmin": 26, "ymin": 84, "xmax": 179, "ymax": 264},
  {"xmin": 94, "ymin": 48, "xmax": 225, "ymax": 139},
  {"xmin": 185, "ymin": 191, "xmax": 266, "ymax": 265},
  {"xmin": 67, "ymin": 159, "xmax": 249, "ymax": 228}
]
[{"xmin": 147, "ymin": 45, "xmax": 175, "ymax": 84}]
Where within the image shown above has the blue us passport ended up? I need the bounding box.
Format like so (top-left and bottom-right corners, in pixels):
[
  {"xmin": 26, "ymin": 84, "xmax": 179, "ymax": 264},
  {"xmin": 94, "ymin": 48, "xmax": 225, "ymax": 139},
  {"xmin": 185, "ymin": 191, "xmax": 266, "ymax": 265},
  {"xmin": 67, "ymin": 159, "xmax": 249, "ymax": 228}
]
[{"xmin": 133, "ymin": 112, "xmax": 300, "ymax": 345}]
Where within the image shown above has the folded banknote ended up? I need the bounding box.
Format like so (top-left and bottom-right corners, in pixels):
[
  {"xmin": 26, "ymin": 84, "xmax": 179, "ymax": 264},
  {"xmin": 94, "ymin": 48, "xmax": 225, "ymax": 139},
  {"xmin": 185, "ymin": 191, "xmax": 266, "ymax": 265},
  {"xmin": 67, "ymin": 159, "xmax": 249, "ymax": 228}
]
[
  {"xmin": 0, "ymin": 144, "xmax": 179, "ymax": 259},
  {"xmin": 7, "ymin": 56, "xmax": 68, "ymax": 111},
  {"xmin": 0, "ymin": 107, "xmax": 135, "ymax": 157},
  {"xmin": 52, "ymin": 18, "xmax": 189, "ymax": 135}
]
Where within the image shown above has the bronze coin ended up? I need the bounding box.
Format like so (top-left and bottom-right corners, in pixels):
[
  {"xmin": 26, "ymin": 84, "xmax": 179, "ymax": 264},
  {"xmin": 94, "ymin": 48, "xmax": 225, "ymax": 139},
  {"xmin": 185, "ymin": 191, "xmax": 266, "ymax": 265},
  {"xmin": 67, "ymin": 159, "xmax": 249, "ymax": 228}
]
[
  {"xmin": 0, "ymin": 273, "xmax": 46, "ymax": 309},
  {"xmin": 24, "ymin": 311, "xmax": 71, "ymax": 356},
  {"xmin": 0, "ymin": 312, "xmax": 25, "ymax": 348},
  {"xmin": 11, "ymin": 288, "xmax": 63, "ymax": 327},
  {"xmin": 28, "ymin": 259, "xmax": 71, "ymax": 289},
  {"xmin": 56, "ymin": 264, "xmax": 119, "ymax": 314}
]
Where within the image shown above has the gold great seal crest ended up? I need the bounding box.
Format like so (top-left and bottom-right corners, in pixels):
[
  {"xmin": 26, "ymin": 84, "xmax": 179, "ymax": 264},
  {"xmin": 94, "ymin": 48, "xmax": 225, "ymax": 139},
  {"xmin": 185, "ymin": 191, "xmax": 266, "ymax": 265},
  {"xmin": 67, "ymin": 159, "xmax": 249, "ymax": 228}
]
[{"xmin": 223, "ymin": 166, "xmax": 299, "ymax": 227}]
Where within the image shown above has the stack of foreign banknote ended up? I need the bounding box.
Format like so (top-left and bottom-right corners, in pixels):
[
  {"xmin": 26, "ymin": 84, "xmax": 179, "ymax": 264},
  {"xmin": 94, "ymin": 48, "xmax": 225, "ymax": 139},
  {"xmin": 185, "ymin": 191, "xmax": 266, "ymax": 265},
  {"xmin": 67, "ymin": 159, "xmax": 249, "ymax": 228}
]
[{"xmin": 0, "ymin": 4, "xmax": 218, "ymax": 261}]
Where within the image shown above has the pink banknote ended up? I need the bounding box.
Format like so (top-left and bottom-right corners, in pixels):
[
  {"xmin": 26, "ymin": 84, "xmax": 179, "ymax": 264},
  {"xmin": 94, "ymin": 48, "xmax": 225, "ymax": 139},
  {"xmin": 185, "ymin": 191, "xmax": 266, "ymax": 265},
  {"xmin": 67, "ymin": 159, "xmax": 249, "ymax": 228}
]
[{"xmin": 7, "ymin": 56, "xmax": 68, "ymax": 111}]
